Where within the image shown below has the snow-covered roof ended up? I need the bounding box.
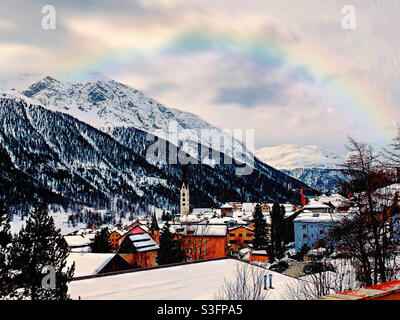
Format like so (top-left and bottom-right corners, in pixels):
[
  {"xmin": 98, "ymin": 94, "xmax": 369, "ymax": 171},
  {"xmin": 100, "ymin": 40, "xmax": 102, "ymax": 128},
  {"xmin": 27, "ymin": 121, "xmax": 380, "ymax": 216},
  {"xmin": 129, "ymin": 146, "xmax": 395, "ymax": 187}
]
[
  {"xmin": 251, "ymin": 250, "xmax": 268, "ymax": 256},
  {"xmin": 64, "ymin": 234, "xmax": 96, "ymax": 248},
  {"xmin": 68, "ymin": 259, "xmax": 300, "ymax": 300},
  {"xmin": 179, "ymin": 214, "xmax": 202, "ymax": 223},
  {"xmin": 70, "ymin": 246, "xmax": 91, "ymax": 253},
  {"xmin": 192, "ymin": 208, "xmax": 215, "ymax": 214},
  {"xmin": 66, "ymin": 253, "xmax": 115, "ymax": 277},
  {"xmin": 228, "ymin": 225, "xmax": 254, "ymax": 232},
  {"xmin": 294, "ymin": 211, "xmax": 343, "ymax": 223},
  {"xmin": 208, "ymin": 216, "xmax": 247, "ymax": 225},
  {"xmin": 186, "ymin": 224, "xmax": 227, "ymax": 237},
  {"xmin": 375, "ymin": 183, "xmax": 400, "ymax": 197},
  {"xmin": 303, "ymin": 202, "xmax": 330, "ymax": 209},
  {"xmin": 128, "ymin": 233, "xmax": 159, "ymax": 252},
  {"xmin": 221, "ymin": 203, "xmax": 234, "ymax": 209},
  {"xmin": 75, "ymin": 228, "xmax": 96, "ymax": 235},
  {"xmin": 110, "ymin": 228, "xmax": 125, "ymax": 236},
  {"xmin": 242, "ymin": 203, "xmax": 257, "ymax": 212}
]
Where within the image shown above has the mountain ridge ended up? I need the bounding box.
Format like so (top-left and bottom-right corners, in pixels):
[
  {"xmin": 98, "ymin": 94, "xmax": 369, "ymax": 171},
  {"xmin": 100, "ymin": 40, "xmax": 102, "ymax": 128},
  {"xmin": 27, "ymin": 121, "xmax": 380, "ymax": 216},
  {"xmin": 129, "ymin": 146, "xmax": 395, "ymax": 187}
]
[
  {"xmin": 255, "ymin": 144, "xmax": 347, "ymax": 193},
  {"xmin": 0, "ymin": 97, "xmax": 314, "ymax": 216}
]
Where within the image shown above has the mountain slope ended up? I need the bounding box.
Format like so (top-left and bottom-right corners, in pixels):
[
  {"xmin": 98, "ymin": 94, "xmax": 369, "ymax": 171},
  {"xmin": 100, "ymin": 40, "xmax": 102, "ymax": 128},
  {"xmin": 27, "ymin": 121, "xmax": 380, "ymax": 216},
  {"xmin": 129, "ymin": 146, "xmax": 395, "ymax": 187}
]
[
  {"xmin": 18, "ymin": 76, "xmax": 250, "ymax": 165},
  {"xmin": 255, "ymin": 144, "xmax": 346, "ymax": 193},
  {"xmin": 255, "ymin": 144, "xmax": 344, "ymax": 169},
  {"xmin": 0, "ymin": 98, "xmax": 314, "ymax": 215}
]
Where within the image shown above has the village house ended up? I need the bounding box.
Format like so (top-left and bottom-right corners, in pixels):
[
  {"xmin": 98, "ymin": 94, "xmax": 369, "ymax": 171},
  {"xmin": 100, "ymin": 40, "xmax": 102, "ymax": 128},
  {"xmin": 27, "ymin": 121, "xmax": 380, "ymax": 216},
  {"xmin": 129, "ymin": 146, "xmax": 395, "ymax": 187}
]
[
  {"xmin": 117, "ymin": 221, "xmax": 148, "ymax": 245},
  {"xmin": 249, "ymin": 250, "xmax": 269, "ymax": 264},
  {"xmin": 293, "ymin": 210, "xmax": 343, "ymax": 252},
  {"xmin": 63, "ymin": 232, "xmax": 97, "ymax": 252},
  {"xmin": 178, "ymin": 224, "xmax": 228, "ymax": 261},
  {"xmin": 227, "ymin": 225, "xmax": 254, "ymax": 251},
  {"xmin": 109, "ymin": 228, "xmax": 124, "ymax": 250},
  {"xmin": 220, "ymin": 203, "xmax": 234, "ymax": 217},
  {"xmin": 118, "ymin": 225, "xmax": 160, "ymax": 268}
]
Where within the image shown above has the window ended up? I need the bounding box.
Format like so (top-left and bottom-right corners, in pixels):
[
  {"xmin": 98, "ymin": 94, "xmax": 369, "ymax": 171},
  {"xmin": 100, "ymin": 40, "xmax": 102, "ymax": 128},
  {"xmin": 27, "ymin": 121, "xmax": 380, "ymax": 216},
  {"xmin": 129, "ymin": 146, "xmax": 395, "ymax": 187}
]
[
  {"xmin": 182, "ymin": 192, "xmax": 185, "ymax": 197},
  {"xmin": 229, "ymin": 240, "xmax": 237, "ymax": 244},
  {"xmin": 246, "ymin": 233, "xmax": 253, "ymax": 237},
  {"xmin": 239, "ymin": 233, "xmax": 243, "ymax": 237},
  {"xmin": 303, "ymin": 234, "xmax": 307, "ymax": 239},
  {"xmin": 205, "ymin": 240, "xmax": 208, "ymax": 244},
  {"xmin": 319, "ymin": 230, "xmax": 324, "ymax": 235},
  {"xmin": 229, "ymin": 233, "xmax": 235, "ymax": 237},
  {"xmin": 302, "ymin": 225, "xmax": 306, "ymax": 230}
]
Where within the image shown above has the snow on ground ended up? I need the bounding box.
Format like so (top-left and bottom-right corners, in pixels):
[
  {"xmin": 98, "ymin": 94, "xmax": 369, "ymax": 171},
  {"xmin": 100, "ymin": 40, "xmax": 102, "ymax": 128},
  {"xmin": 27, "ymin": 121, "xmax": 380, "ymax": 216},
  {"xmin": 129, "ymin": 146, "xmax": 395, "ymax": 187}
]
[
  {"xmin": 68, "ymin": 259, "xmax": 301, "ymax": 300},
  {"xmin": 9, "ymin": 205, "xmax": 162, "ymax": 236}
]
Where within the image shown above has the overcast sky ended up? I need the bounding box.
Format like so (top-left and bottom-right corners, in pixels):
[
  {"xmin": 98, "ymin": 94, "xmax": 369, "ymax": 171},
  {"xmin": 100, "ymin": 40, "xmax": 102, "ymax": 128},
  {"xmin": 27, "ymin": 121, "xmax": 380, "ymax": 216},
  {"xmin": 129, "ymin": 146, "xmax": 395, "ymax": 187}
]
[{"xmin": 1, "ymin": 0, "xmax": 399, "ymax": 152}]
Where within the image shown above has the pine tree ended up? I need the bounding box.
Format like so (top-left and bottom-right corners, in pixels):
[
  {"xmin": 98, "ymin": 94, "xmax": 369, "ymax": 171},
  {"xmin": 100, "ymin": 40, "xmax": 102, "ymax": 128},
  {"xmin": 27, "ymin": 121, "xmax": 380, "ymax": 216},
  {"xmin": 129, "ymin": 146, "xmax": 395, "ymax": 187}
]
[
  {"xmin": 149, "ymin": 212, "xmax": 160, "ymax": 232},
  {"xmin": 252, "ymin": 204, "xmax": 268, "ymax": 250},
  {"xmin": 10, "ymin": 203, "xmax": 74, "ymax": 300},
  {"xmin": 0, "ymin": 198, "xmax": 12, "ymax": 298},
  {"xmin": 157, "ymin": 223, "xmax": 186, "ymax": 265},
  {"xmin": 90, "ymin": 228, "xmax": 112, "ymax": 253},
  {"xmin": 270, "ymin": 203, "xmax": 286, "ymax": 259}
]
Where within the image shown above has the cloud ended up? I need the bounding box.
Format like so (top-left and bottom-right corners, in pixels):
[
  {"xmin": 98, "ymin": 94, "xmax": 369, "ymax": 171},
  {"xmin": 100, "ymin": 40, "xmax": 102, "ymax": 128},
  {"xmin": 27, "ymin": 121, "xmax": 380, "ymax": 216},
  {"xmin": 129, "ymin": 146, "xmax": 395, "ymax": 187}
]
[
  {"xmin": 0, "ymin": 0, "xmax": 399, "ymax": 150},
  {"xmin": 213, "ymin": 84, "xmax": 287, "ymax": 108}
]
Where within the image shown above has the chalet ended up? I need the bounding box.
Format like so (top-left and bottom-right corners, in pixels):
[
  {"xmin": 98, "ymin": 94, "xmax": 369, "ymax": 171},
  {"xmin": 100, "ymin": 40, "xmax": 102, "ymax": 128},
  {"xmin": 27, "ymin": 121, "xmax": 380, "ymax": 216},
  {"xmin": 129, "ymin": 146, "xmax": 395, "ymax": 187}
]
[
  {"xmin": 220, "ymin": 204, "xmax": 234, "ymax": 217},
  {"xmin": 109, "ymin": 228, "xmax": 124, "ymax": 250},
  {"xmin": 118, "ymin": 226, "xmax": 160, "ymax": 268},
  {"xmin": 179, "ymin": 224, "xmax": 228, "ymax": 261},
  {"xmin": 227, "ymin": 225, "xmax": 254, "ymax": 251},
  {"xmin": 118, "ymin": 221, "xmax": 148, "ymax": 245},
  {"xmin": 249, "ymin": 250, "xmax": 269, "ymax": 263},
  {"xmin": 64, "ymin": 233, "xmax": 96, "ymax": 252}
]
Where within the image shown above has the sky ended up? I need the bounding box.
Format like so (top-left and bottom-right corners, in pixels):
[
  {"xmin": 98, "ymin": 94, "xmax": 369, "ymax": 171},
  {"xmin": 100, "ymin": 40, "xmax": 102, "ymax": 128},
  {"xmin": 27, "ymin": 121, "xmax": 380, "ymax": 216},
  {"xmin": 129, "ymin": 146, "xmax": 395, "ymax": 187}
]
[{"xmin": 0, "ymin": 0, "xmax": 399, "ymax": 153}]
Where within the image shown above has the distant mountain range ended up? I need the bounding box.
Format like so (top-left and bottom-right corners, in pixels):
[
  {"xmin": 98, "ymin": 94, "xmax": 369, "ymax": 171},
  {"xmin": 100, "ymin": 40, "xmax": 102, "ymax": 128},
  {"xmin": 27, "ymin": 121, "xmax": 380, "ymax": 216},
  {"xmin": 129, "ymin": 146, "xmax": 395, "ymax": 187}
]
[
  {"xmin": 0, "ymin": 74, "xmax": 315, "ymax": 215},
  {"xmin": 255, "ymin": 144, "xmax": 347, "ymax": 193}
]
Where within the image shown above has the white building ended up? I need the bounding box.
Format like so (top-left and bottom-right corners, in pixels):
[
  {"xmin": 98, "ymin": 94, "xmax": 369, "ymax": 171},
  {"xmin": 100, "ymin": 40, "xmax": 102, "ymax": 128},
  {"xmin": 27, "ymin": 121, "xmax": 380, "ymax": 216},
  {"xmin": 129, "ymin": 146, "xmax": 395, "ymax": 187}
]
[{"xmin": 293, "ymin": 210, "xmax": 342, "ymax": 252}]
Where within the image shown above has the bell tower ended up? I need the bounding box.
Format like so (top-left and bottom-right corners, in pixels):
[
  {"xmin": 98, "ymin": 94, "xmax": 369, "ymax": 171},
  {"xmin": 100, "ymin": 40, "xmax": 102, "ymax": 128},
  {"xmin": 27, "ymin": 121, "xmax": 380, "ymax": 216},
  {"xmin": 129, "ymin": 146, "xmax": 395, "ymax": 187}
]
[{"xmin": 180, "ymin": 183, "xmax": 190, "ymax": 216}]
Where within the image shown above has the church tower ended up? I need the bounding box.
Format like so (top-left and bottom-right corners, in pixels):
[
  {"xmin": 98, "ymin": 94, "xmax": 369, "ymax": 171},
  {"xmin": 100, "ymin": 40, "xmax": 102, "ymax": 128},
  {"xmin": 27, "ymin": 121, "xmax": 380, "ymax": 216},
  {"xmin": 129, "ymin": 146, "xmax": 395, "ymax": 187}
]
[{"xmin": 180, "ymin": 183, "xmax": 190, "ymax": 216}]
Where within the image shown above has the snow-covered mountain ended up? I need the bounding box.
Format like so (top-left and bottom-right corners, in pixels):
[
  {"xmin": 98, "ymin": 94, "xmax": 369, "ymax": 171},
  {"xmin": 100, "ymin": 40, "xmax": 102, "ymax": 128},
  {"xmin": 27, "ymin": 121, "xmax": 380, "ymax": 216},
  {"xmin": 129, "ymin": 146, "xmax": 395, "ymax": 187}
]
[
  {"xmin": 0, "ymin": 96, "xmax": 313, "ymax": 216},
  {"xmin": 0, "ymin": 73, "xmax": 42, "ymax": 92},
  {"xmin": 255, "ymin": 144, "xmax": 347, "ymax": 193},
  {"xmin": 13, "ymin": 74, "xmax": 250, "ymax": 166},
  {"xmin": 255, "ymin": 144, "xmax": 344, "ymax": 170}
]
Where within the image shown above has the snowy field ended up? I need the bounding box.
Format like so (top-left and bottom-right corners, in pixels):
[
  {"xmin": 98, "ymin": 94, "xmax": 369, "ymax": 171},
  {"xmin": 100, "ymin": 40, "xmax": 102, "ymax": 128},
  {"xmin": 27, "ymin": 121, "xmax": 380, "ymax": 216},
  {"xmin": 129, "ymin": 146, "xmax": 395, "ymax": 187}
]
[{"xmin": 9, "ymin": 206, "xmax": 166, "ymax": 236}]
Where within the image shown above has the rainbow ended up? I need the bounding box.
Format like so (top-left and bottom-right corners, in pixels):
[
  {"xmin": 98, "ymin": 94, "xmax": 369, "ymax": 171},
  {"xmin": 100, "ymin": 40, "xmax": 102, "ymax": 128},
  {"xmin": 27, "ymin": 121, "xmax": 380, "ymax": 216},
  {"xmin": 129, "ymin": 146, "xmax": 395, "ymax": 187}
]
[{"xmin": 54, "ymin": 29, "xmax": 398, "ymax": 143}]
